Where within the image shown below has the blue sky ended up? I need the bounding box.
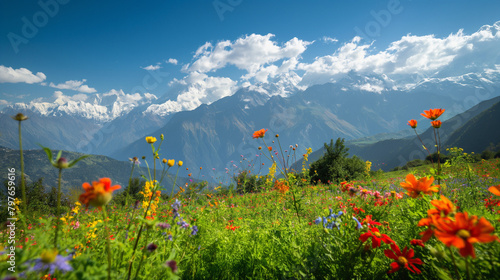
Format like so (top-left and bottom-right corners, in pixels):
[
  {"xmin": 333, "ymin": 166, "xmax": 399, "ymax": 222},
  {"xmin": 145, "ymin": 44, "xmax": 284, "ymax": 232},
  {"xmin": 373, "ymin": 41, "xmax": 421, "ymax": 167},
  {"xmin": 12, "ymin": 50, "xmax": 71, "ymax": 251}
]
[{"xmin": 1, "ymin": 0, "xmax": 500, "ymax": 110}]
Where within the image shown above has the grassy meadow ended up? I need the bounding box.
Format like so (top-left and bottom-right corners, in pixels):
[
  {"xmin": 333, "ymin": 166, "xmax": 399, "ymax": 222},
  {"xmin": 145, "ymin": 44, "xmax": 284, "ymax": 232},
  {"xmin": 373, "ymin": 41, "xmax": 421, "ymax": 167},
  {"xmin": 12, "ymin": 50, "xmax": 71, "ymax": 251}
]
[{"xmin": 1, "ymin": 112, "xmax": 500, "ymax": 280}]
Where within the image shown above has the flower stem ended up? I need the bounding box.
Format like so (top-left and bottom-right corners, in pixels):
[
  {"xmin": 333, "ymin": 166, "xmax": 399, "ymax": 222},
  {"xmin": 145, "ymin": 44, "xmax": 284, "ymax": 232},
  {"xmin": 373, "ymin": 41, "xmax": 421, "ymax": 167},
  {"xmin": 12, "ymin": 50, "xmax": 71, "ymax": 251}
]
[
  {"xmin": 133, "ymin": 229, "xmax": 151, "ymax": 280},
  {"xmin": 169, "ymin": 166, "xmax": 180, "ymax": 199},
  {"xmin": 102, "ymin": 205, "xmax": 112, "ymax": 280},
  {"xmin": 127, "ymin": 183, "xmax": 159, "ymax": 280},
  {"xmin": 448, "ymin": 247, "xmax": 460, "ymax": 280},
  {"xmin": 125, "ymin": 162, "xmax": 136, "ymax": 208},
  {"xmin": 18, "ymin": 121, "xmax": 27, "ymax": 222},
  {"xmin": 465, "ymin": 256, "xmax": 471, "ymax": 280},
  {"xmin": 54, "ymin": 168, "xmax": 62, "ymax": 249},
  {"xmin": 413, "ymin": 128, "xmax": 434, "ymax": 168}
]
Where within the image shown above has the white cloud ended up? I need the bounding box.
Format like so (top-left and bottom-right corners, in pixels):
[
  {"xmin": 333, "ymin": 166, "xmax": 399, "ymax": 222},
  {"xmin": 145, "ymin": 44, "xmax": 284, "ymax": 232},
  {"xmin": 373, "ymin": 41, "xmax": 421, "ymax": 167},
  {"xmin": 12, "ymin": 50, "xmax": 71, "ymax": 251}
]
[
  {"xmin": 298, "ymin": 21, "xmax": 500, "ymax": 87},
  {"xmin": 49, "ymin": 79, "xmax": 97, "ymax": 93},
  {"xmin": 322, "ymin": 36, "xmax": 338, "ymax": 43},
  {"xmin": 0, "ymin": 65, "xmax": 46, "ymax": 84},
  {"xmin": 187, "ymin": 34, "xmax": 312, "ymax": 76},
  {"xmin": 142, "ymin": 64, "xmax": 162, "ymax": 71},
  {"xmin": 146, "ymin": 72, "xmax": 237, "ymax": 116},
  {"xmin": 0, "ymin": 100, "xmax": 10, "ymax": 105},
  {"xmin": 166, "ymin": 58, "xmax": 178, "ymax": 65}
]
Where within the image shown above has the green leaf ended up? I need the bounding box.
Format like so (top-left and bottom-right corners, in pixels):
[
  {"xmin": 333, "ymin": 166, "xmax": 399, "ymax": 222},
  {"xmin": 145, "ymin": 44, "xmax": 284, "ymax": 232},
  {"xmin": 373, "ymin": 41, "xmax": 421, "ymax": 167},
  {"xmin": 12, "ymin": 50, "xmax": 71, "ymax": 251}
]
[
  {"xmin": 68, "ymin": 155, "xmax": 90, "ymax": 168},
  {"xmin": 56, "ymin": 150, "xmax": 63, "ymax": 161},
  {"xmin": 38, "ymin": 144, "xmax": 53, "ymax": 162}
]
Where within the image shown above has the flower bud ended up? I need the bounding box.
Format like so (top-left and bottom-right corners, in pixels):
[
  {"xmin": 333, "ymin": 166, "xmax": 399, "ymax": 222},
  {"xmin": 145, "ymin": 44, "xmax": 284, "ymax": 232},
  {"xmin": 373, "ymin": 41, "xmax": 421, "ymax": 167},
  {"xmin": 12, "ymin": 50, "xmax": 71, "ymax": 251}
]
[
  {"xmin": 11, "ymin": 113, "xmax": 28, "ymax": 121},
  {"xmin": 56, "ymin": 157, "xmax": 69, "ymax": 169}
]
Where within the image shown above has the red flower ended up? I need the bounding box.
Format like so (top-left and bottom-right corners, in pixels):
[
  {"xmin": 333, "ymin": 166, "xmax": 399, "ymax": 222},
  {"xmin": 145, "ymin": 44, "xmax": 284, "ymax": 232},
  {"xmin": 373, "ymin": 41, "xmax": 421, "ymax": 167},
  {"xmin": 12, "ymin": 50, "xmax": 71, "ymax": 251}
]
[
  {"xmin": 252, "ymin": 129, "xmax": 268, "ymax": 139},
  {"xmin": 384, "ymin": 243, "xmax": 423, "ymax": 274},
  {"xmin": 407, "ymin": 119, "xmax": 417, "ymax": 128},
  {"xmin": 421, "ymin": 108, "xmax": 445, "ymax": 120},
  {"xmin": 431, "ymin": 120, "xmax": 442, "ymax": 128},
  {"xmin": 359, "ymin": 226, "xmax": 394, "ymax": 248},
  {"xmin": 362, "ymin": 215, "xmax": 382, "ymax": 227},
  {"xmin": 410, "ymin": 239, "xmax": 425, "ymax": 248}
]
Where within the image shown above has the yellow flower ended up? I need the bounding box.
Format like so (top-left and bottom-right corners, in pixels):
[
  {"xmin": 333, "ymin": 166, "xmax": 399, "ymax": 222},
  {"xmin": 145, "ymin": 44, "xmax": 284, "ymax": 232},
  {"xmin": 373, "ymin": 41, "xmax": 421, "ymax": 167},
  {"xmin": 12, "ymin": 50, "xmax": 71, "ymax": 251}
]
[
  {"xmin": 40, "ymin": 249, "xmax": 58, "ymax": 263},
  {"xmin": 145, "ymin": 136, "xmax": 157, "ymax": 144},
  {"xmin": 167, "ymin": 159, "xmax": 175, "ymax": 167},
  {"xmin": 177, "ymin": 161, "xmax": 183, "ymax": 167}
]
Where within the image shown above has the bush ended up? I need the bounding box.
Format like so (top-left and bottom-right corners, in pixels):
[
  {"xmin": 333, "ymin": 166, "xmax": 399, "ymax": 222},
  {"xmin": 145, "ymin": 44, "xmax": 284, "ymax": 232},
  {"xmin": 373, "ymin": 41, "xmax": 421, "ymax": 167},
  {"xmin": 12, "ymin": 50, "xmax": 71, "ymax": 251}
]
[
  {"xmin": 481, "ymin": 150, "xmax": 495, "ymax": 160},
  {"xmin": 113, "ymin": 177, "xmax": 146, "ymax": 206},
  {"xmin": 234, "ymin": 171, "xmax": 266, "ymax": 194},
  {"xmin": 405, "ymin": 159, "xmax": 424, "ymax": 168},
  {"xmin": 425, "ymin": 152, "xmax": 450, "ymax": 163},
  {"xmin": 309, "ymin": 138, "xmax": 365, "ymax": 184}
]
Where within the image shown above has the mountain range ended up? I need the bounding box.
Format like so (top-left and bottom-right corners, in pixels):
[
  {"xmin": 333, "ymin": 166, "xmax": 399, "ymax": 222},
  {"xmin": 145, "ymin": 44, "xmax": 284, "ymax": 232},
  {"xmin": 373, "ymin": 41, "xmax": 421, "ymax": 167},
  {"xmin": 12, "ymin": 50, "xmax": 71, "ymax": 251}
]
[
  {"xmin": 0, "ymin": 146, "xmax": 191, "ymax": 195},
  {"xmin": 300, "ymin": 95, "xmax": 500, "ymax": 172},
  {"xmin": 1, "ymin": 70, "xmax": 500, "ymax": 179}
]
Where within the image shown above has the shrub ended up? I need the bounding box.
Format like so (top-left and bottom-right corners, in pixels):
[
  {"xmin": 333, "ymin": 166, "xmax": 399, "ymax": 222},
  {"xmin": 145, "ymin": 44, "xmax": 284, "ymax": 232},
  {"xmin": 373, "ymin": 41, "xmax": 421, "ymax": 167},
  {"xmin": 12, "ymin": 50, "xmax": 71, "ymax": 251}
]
[
  {"xmin": 234, "ymin": 170, "xmax": 266, "ymax": 194},
  {"xmin": 309, "ymin": 138, "xmax": 365, "ymax": 184},
  {"xmin": 425, "ymin": 152, "xmax": 451, "ymax": 164},
  {"xmin": 481, "ymin": 150, "xmax": 495, "ymax": 160}
]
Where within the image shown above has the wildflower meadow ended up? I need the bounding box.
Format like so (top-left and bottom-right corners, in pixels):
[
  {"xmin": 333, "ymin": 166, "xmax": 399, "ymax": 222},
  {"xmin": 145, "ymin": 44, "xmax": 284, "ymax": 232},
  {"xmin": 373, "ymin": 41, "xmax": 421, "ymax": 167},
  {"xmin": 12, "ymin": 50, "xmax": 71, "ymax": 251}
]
[{"xmin": 1, "ymin": 109, "xmax": 500, "ymax": 280}]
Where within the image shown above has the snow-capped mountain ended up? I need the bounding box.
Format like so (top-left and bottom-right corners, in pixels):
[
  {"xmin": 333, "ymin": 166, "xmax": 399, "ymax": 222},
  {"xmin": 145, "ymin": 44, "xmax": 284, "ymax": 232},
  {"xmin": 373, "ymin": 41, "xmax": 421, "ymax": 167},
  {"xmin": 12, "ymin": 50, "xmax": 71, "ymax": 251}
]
[
  {"xmin": 8, "ymin": 89, "xmax": 158, "ymax": 123},
  {"xmin": 1, "ymin": 68, "xmax": 499, "ymax": 169}
]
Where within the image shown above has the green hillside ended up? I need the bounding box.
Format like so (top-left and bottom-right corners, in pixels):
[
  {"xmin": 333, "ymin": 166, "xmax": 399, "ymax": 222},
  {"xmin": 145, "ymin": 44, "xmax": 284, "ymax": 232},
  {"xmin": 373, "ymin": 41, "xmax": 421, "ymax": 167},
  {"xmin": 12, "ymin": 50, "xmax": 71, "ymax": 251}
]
[
  {"xmin": 0, "ymin": 146, "xmax": 190, "ymax": 195},
  {"xmin": 445, "ymin": 100, "xmax": 500, "ymax": 152}
]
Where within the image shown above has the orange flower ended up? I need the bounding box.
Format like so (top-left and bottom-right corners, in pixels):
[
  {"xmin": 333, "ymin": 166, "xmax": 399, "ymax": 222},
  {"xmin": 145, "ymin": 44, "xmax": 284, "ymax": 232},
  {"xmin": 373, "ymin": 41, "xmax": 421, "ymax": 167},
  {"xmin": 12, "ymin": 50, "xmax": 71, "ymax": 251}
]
[
  {"xmin": 274, "ymin": 180, "xmax": 289, "ymax": 194},
  {"xmin": 489, "ymin": 185, "xmax": 500, "ymax": 196},
  {"xmin": 79, "ymin": 178, "xmax": 121, "ymax": 209},
  {"xmin": 268, "ymin": 147, "xmax": 272, "ymax": 151},
  {"xmin": 252, "ymin": 128, "xmax": 268, "ymax": 139},
  {"xmin": 407, "ymin": 119, "xmax": 417, "ymax": 128},
  {"xmin": 421, "ymin": 108, "xmax": 445, "ymax": 120},
  {"xmin": 430, "ymin": 120, "xmax": 442, "ymax": 128},
  {"xmin": 417, "ymin": 196, "xmax": 456, "ymax": 242},
  {"xmin": 428, "ymin": 195, "xmax": 456, "ymax": 217},
  {"xmin": 433, "ymin": 212, "xmax": 497, "ymax": 258},
  {"xmin": 400, "ymin": 174, "xmax": 440, "ymax": 198}
]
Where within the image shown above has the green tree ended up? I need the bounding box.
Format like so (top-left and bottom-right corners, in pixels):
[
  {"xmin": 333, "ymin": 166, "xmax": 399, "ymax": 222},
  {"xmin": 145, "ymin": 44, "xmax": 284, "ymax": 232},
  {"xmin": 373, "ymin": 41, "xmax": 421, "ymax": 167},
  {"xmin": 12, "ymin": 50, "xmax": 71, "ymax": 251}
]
[{"xmin": 309, "ymin": 138, "xmax": 365, "ymax": 184}]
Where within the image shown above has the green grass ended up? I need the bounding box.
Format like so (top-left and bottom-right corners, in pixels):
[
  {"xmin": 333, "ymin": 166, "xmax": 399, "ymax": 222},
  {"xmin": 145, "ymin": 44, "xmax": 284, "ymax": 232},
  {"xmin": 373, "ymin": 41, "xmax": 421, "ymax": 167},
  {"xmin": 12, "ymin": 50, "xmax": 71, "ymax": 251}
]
[{"xmin": 1, "ymin": 158, "xmax": 499, "ymax": 279}]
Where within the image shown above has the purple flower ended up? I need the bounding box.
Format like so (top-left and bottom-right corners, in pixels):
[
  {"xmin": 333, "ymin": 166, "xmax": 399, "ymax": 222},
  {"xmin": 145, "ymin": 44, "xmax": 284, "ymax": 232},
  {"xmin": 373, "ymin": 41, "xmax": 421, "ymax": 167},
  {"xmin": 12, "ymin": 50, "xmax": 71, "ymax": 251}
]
[
  {"xmin": 166, "ymin": 260, "xmax": 178, "ymax": 273},
  {"xmin": 177, "ymin": 219, "xmax": 189, "ymax": 229},
  {"xmin": 27, "ymin": 250, "xmax": 72, "ymax": 275},
  {"xmin": 157, "ymin": 222, "xmax": 171, "ymax": 230},
  {"xmin": 191, "ymin": 225, "xmax": 198, "ymax": 236},
  {"xmin": 147, "ymin": 243, "xmax": 158, "ymax": 252}
]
